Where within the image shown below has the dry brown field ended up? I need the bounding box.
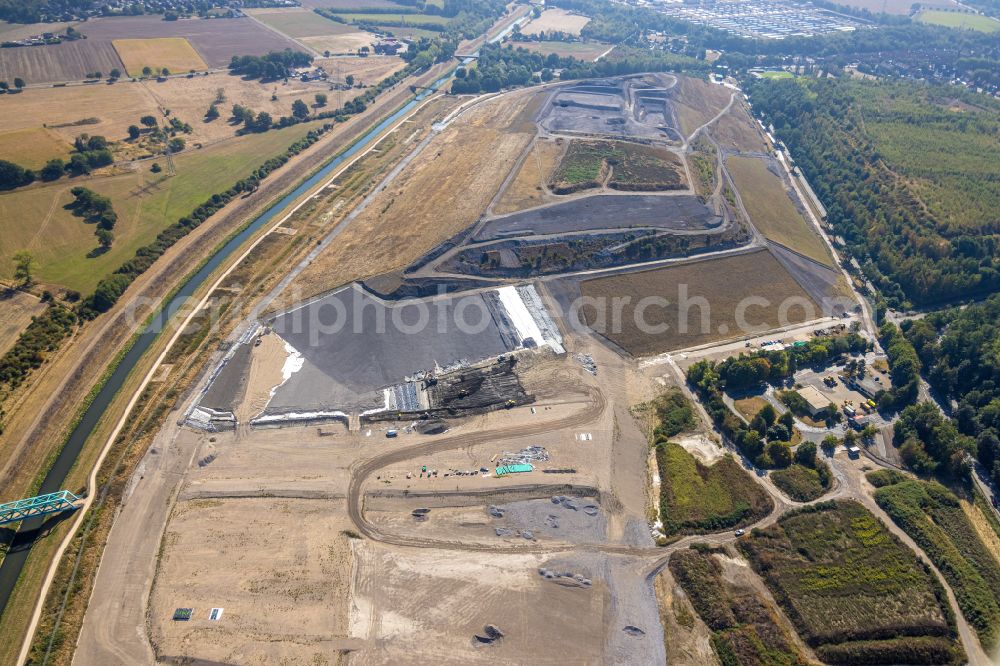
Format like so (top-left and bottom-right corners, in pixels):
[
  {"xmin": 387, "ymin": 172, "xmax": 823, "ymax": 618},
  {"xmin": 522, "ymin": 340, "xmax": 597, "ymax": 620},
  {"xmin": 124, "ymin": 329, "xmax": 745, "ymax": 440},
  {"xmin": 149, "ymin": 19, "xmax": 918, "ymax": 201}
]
[
  {"xmin": 522, "ymin": 8, "xmax": 591, "ymax": 36},
  {"xmin": 149, "ymin": 497, "xmax": 354, "ymax": 665},
  {"xmin": 711, "ymin": 103, "xmax": 768, "ymax": 154},
  {"xmin": 245, "ymin": 7, "xmax": 357, "ymax": 38},
  {"xmin": 0, "ymin": 127, "xmax": 72, "ymax": 169},
  {"xmin": 0, "ymin": 20, "xmax": 77, "ymax": 41},
  {"xmin": 301, "ymin": 31, "xmax": 377, "ymax": 54},
  {"xmin": 285, "ymin": 89, "xmax": 540, "ymax": 301},
  {"xmin": 671, "ymin": 76, "xmax": 732, "ymax": 140},
  {"xmin": 314, "ymin": 55, "xmax": 404, "ymax": 85},
  {"xmin": 727, "ymin": 155, "xmax": 835, "ymax": 267},
  {"xmin": 78, "ymin": 15, "xmax": 303, "ymax": 68},
  {"xmin": 578, "ymin": 248, "xmax": 818, "ymax": 355},
  {"xmin": 112, "ymin": 37, "xmax": 209, "ymax": 77},
  {"xmin": 0, "ymin": 71, "xmax": 363, "ymax": 150},
  {"xmin": 0, "ymin": 40, "xmax": 124, "ymax": 84},
  {"xmin": 513, "ymin": 40, "xmax": 612, "ymax": 61},
  {"xmin": 0, "ymin": 289, "xmax": 46, "ymax": 356},
  {"xmin": 299, "ymin": 0, "xmax": 409, "ymax": 8},
  {"xmin": 493, "ymin": 137, "xmax": 564, "ymax": 214}
]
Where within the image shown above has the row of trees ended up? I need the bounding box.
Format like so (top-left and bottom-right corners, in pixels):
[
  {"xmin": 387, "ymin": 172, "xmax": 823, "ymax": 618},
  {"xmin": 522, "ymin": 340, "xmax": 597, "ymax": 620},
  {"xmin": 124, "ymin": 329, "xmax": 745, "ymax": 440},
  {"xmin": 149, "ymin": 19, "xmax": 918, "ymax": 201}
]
[
  {"xmin": 228, "ymin": 49, "xmax": 313, "ymax": 81},
  {"xmin": 68, "ymin": 186, "xmax": 117, "ymax": 251}
]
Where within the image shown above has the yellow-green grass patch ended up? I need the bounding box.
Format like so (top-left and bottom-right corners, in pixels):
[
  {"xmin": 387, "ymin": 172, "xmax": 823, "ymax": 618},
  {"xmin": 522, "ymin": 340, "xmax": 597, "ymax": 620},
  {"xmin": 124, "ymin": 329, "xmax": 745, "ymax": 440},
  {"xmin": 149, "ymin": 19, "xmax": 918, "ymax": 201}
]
[
  {"xmin": 113, "ymin": 37, "xmax": 209, "ymax": 77},
  {"xmin": 727, "ymin": 155, "xmax": 834, "ymax": 267},
  {"xmin": 917, "ymin": 10, "xmax": 1000, "ymax": 32},
  {"xmin": 0, "ymin": 127, "xmax": 72, "ymax": 170},
  {"xmin": 248, "ymin": 8, "xmax": 358, "ymax": 38},
  {"xmin": 657, "ymin": 441, "xmax": 773, "ymax": 536},
  {"xmin": 0, "ymin": 121, "xmax": 322, "ymax": 292}
]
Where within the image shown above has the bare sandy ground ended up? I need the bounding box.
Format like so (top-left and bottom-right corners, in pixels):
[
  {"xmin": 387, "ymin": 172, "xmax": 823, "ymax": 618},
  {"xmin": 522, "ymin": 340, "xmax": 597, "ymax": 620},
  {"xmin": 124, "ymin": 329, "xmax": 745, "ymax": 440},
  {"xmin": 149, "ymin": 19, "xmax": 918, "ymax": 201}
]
[
  {"xmin": 149, "ymin": 497, "xmax": 354, "ymax": 665},
  {"xmin": 348, "ymin": 540, "xmax": 607, "ymax": 664},
  {"xmin": 233, "ymin": 330, "xmax": 286, "ymax": 422}
]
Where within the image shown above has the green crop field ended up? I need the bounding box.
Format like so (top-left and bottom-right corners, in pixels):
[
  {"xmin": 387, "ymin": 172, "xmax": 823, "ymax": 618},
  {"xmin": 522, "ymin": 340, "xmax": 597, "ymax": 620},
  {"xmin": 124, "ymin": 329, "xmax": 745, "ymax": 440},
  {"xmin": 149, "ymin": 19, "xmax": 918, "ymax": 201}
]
[
  {"xmin": 917, "ymin": 10, "xmax": 1000, "ymax": 32},
  {"xmin": 656, "ymin": 442, "xmax": 773, "ymax": 536},
  {"xmin": 669, "ymin": 547, "xmax": 809, "ymax": 664},
  {"xmin": 739, "ymin": 500, "xmax": 963, "ymax": 665},
  {"xmin": 727, "ymin": 155, "xmax": 834, "ymax": 267},
  {"xmin": 0, "ymin": 122, "xmax": 323, "ymax": 293},
  {"xmin": 873, "ymin": 477, "xmax": 1000, "ymax": 648}
]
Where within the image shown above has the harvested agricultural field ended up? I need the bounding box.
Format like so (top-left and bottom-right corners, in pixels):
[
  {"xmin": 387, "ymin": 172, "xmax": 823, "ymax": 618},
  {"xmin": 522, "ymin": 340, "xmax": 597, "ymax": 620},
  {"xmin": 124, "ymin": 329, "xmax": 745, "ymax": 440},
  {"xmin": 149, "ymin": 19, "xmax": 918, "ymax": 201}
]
[
  {"xmin": 656, "ymin": 442, "xmax": 773, "ymax": 536},
  {"xmin": 0, "ymin": 73, "xmax": 324, "ymax": 149},
  {"xmin": 671, "ymin": 75, "xmax": 733, "ymax": 139},
  {"xmin": 0, "ymin": 289, "xmax": 46, "ymax": 356},
  {"xmin": 874, "ymin": 478, "xmax": 1000, "ymax": 648},
  {"xmin": 577, "ymin": 249, "xmax": 818, "ymax": 355},
  {"xmin": 246, "ymin": 7, "xmax": 357, "ymax": 38},
  {"xmin": 514, "ymin": 40, "xmax": 612, "ymax": 62},
  {"xmin": 727, "ymin": 156, "xmax": 834, "ymax": 267},
  {"xmin": 113, "ymin": 37, "xmax": 209, "ymax": 77},
  {"xmin": 0, "ymin": 39, "xmax": 124, "ymax": 84},
  {"xmin": 522, "ymin": 8, "xmax": 591, "ymax": 36},
  {"xmin": 149, "ymin": 497, "xmax": 353, "ymax": 664},
  {"xmin": 0, "ymin": 127, "xmax": 71, "ymax": 170},
  {"xmin": 284, "ymin": 90, "xmax": 535, "ymax": 301},
  {"xmin": 0, "ymin": 20, "xmax": 77, "ymax": 41},
  {"xmin": 668, "ymin": 548, "xmax": 811, "ymax": 664},
  {"xmin": 475, "ymin": 194, "xmax": 718, "ymax": 242},
  {"xmin": 738, "ymin": 500, "xmax": 963, "ymax": 665},
  {"xmin": 78, "ymin": 15, "xmax": 302, "ymax": 68},
  {"xmin": 0, "ymin": 120, "xmax": 324, "ymax": 292},
  {"xmin": 492, "ymin": 137, "xmax": 563, "ymax": 215}
]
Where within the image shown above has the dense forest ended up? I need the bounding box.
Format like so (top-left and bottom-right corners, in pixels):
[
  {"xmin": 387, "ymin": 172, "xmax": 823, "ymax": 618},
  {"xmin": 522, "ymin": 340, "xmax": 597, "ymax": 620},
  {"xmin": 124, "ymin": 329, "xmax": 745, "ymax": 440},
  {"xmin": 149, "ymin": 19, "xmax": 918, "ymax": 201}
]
[
  {"xmin": 902, "ymin": 296, "xmax": 1000, "ymax": 489},
  {"xmin": 747, "ymin": 76, "xmax": 1000, "ymax": 308}
]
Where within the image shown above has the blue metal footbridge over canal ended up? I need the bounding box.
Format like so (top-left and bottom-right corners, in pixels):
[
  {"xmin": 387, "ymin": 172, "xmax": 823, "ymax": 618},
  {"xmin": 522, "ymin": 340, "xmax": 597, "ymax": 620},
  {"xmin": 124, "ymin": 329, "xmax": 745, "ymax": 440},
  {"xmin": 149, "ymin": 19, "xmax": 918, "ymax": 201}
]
[{"xmin": 0, "ymin": 491, "xmax": 82, "ymax": 527}]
